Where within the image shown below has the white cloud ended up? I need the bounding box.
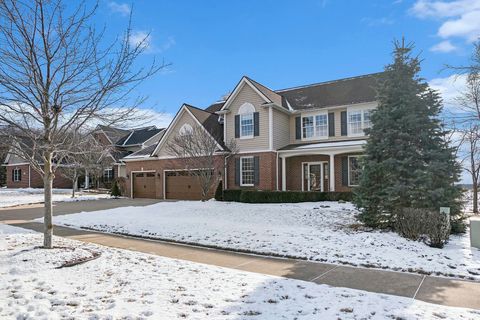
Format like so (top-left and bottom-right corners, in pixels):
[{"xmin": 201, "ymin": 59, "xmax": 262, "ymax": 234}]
[
  {"xmin": 129, "ymin": 31, "xmax": 152, "ymax": 51},
  {"xmin": 429, "ymin": 73, "xmax": 467, "ymax": 110},
  {"xmin": 411, "ymin": 0, "xmax": 480, "ymax": 45},
  {"xmin": 137, "ymin": 109, "xmax": 173, "ymax": 129},
  {"xmin": 411, "ymin": 0, "xmax": 480, "ymax": 18},
  {"xmin": 128, "ymin": 32, "xmax": 175, "ymax": 54},
  {"xmin": 430, "ymin": 40, "xmax": 457, "ymax": 52},
  {"xmin": 108, "ymin": 1, "xmax": 131, "ymax": 16},
  {"xmin": 438, "ymin": 10, "xmax": 480, "ymax": 42}
]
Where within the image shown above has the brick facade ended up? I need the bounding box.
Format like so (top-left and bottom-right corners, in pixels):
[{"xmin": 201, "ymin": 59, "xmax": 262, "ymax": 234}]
[
  {"xmin": 227, "ymin": 152, "xmax": 277, "ymax": 191},
  {"xmin": 6, "ymin": 164, "xmax": 72, "ymax": 189},
  {"xmin": 124, "ymin": 151, "xmax": 361, "ymax": 198}
]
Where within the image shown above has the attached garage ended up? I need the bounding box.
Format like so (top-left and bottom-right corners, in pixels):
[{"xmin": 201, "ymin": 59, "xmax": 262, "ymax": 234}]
[
  {"xmin": 132, "ymin": 172, "xmax": 157, "ymax": 198},
  {"xmin": 165, "ymin": 170, "xmax": 214, "ymax": 200}
]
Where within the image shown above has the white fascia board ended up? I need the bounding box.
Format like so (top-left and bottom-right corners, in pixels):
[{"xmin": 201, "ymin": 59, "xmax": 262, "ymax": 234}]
[{"xmin": 220, "ymin": 77, "xmax": 272, "ymax": 111}]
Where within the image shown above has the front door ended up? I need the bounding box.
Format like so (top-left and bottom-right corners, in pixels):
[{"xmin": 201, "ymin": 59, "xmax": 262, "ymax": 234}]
[
  {"xmin": 303, "ymin": 163, "xmax": 325, "ymax": 192},
  {"xmin": 308, "ymin": 164, "xmax": 322, "ymax": 191}
]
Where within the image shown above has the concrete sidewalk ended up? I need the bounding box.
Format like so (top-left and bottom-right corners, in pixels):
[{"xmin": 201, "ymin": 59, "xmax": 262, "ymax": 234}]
[{"xmin": 7, "ymin": 221, "xmax": 480, "ymax": 310}]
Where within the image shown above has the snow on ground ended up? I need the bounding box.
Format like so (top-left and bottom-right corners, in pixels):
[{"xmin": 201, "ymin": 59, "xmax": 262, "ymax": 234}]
[
  {"xmin": 1, "ymin": 224, "xmax": 479, "ymax": 320},
  {"xmin": 53, "ymin": 201, "xmax": 480, "ymax": 280},
  {"xmin": 0, "ymin": 188, "xmax": 110, "ymax": 208}
]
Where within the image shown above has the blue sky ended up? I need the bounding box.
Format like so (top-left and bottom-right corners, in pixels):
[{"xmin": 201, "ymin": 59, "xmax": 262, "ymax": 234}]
[{"xmin": 97, "ymin": 0, "xmax": 478, "ymax": 124}]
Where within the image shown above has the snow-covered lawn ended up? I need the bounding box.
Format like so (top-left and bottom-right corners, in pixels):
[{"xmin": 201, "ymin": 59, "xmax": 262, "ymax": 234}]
[
  {"xmin": 1, "ymin": 224, "xmax": 479, "ymax": 319},
  {"xmin": 0, "ymin": 188, "xmax": 110, "ymax": 208},
  {"xmin": 53, "ymin": 201, "xmax": 480, "ymax": 280}
]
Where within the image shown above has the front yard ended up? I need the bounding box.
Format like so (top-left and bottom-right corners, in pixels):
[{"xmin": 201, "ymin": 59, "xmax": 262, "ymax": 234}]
[
  {"xmin": 1, "ymin": 224, "xmax": 479, "ymax": 319},
  {"xmin": 0, "ymin": 188, "xmax": 110, "ymax": 208},
  {"xmin": 53, "ymin": 201, "xmax": 480, "ymax": 280}
]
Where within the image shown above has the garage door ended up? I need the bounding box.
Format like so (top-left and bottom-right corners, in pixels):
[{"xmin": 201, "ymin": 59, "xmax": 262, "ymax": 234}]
[
  {"xmin": 133, "ymin": 172, "xmax": 156, "ymax": 198},
  {"xmin": 165, "ymin": 170, "xmax": 213, "ymax": 200}
]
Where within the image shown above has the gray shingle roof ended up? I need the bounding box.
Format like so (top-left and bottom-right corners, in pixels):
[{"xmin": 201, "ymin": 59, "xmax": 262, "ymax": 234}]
[
  {"xmin": 276, "ymin": 73, "xmax": 382, "ymax": 110},
  {"xmin": 123, "ymin": 143, "xmax": 157, "ymax": 158},
  {"xmin": 117, "ymin": 126, "xmax": 164, "ymax": 146}
]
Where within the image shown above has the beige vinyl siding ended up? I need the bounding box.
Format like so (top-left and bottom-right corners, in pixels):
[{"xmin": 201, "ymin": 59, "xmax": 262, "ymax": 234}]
[
  {"xmin": 288, "ymin": 102, "xmax": 377, "ymax": 144},
  {"xmin": 272, "ymin": 108, "xmax": 290, "ymax": 150},
  {"xmin": 225, "ymin": 83, "xmax": 269, "ymax": 152},
  {"xmin": 156, "ymin": 110, "xmax": 197, "ymax": 157}
]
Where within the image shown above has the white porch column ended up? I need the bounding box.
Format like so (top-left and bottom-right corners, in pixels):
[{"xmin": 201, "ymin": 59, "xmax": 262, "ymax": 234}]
[
  {"xmin": 281, "ymin": 156, "xmax": 287, "ymax": 191},
  {"xmin": 329, "ymin": 154, "xmax": 335, "ymax": 192},
  {"xmin": 85, "ymin": 170, "xmax": 89, "ymax": 190}
]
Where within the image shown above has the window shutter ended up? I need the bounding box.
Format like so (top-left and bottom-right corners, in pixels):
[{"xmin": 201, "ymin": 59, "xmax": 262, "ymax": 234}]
[
  {"xmin": 235, "ymin": 158, "xmax": 240, "ymax": 186},
  {"xmin": 18, "ymin": 169, "xmax": 21, "ymax": 181},
  {"xmin": 328, "ymin": 112, "xmax": 335, "ymax": 137},
  {"xmin": 253, "ymin": 112, "xmax": 259, "ymax": 136},
  {"xmin": 235, "ymin": 115, "xmax": 240, "ymax": 138},
  {"xmin": 341, "ymin": 157, "xmax": 348, "ymax": 186},
  {"xmin": 341, "ymin": 111, "xmax": 347, "ymax": 136},
  {"xmin": 295, "ymin": 116, "xmax": 301, "ymax": 140},
  {"xmin": 254, "ymin": 156, "xmax": 260, "ymax": 186},
  {"xmin": 11, "ymin": 169, "xmax": 14, "ymax": 182}
]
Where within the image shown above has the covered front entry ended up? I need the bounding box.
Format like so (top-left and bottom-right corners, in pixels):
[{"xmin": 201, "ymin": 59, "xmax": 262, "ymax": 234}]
[
  {"xmin": 133, "ymin": 172, "xmax": 156, "ymax": 198},
  {"xmin": 165, "ymin": 170, "xmax": 212, "ymax": 200},
  {"xmin": 278, "ymin": 140, "xmax": 366, "ymax": 192}
]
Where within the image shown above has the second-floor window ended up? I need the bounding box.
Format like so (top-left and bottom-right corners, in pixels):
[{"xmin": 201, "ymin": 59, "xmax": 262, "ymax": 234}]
[
  {"xmin": 238, "ymin": 103, "xmax": 256, "ymax": 138},
  {"xmin": 348, "ymin": 109, "xmax": 373, "ymax": 136},
  {"xmin": 302, "ymin": 113, "xmax": 328, "ymax": 139},
  {"xmin": 240, "ymin": 113, "xmax": 254, "ymax": 137}
]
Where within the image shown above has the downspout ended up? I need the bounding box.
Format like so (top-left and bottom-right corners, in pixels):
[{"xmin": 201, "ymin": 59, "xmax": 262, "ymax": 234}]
[
  {"xmin": 28, "ymin": 165, "xmax": 31, "ymax": 188},
  {"xmin": 224, "ymin": 154, "xmax": 231, "ymax": 190}
]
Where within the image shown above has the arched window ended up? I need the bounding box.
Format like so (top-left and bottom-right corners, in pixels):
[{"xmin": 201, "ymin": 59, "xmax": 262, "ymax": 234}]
[
  {"xmin": 179, "ymin": 123, "xmax": 193, "ymax": 136},
  {"xmin": 238, "ymin": 103, "xmax": 255, "ymax": 138}
]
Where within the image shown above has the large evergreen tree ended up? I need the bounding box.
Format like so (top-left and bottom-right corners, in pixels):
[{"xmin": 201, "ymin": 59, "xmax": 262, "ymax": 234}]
[{"xmin": 354, "ymin": 40, "xmax": 463, "ymax": 229}]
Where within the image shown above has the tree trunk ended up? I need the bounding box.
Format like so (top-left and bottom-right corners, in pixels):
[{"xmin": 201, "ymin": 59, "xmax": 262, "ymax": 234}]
[
  {"xmin": 474, "ymin": 182, "xmax": 478, "ymax": 214},
  {"xmin": 43, "ymin": 154, "xmax": 54, "ymax": 249}
]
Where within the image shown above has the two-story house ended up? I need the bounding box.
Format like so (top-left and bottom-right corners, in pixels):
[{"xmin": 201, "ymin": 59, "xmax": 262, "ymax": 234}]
[{"xmin": 123, "ymin": 73, "xmax": 379, "ymax": 200}]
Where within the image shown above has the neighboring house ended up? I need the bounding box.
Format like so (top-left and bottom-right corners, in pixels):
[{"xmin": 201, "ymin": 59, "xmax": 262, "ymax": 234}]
[
  {"xmin": 3, "ymin": 138, "xmax": 72, "ymax": 189},
  {"xmin": 93, "ymin": 125, "xmax": 165, "ymax": 183},
  {"xmin": 3, "ymin": 125, "xmax": 165, "ymax": 189},
  {"xmin": 123, "ymin": 73, "xmax": 380, "ymax": 199}
]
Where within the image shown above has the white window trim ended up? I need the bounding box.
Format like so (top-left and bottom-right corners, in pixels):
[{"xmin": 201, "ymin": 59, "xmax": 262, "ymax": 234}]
[
  {"xmin": 13, "ymin": 168, "xmax": 21, "ymax": 182},
  {"xmin": 240, "ymin": 156, "xmax": 254, "ymax": 187},
  {"xmin": 347, "ymin": 107, "xmax": 373, "ymax": 137},
  {"xmin": 239, "ymin": 113, "xmax": 254, "ymax": 139},
  {"xmin": 301, "ymin": 111, "xmax": 328, "ymax": 141},
  {"xmin": 348, "ymin": 155, "xmax": 360, "ymax": 187},
  {"xmin": 238, "ymin": 103, "xmax": 256, "ymax": 140},
  {"xmin": 104, "ymin": 168, "xmax": 114, "ymax": 180}
]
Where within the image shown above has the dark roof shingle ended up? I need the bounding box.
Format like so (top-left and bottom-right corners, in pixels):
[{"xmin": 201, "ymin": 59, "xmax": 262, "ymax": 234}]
[{"xmin": 276, "ymin": 73, "xmax": 382, "ymax": 110}]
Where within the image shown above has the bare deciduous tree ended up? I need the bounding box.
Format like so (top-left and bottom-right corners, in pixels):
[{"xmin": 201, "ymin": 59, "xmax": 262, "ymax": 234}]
[
  {"xmin": 0, "ymin": 0, "xmax": 165, "ymax": 248},
  {"xmin": 60, "ymin": 130, "xmax": 111, "ymax": 198},
  {"xmin": 451, "ymin": 41, "xmax": 480, "ymax": 213},
  {"xmin": 167, "ymin": 125, "xmax": 237, "ymax": 201}
]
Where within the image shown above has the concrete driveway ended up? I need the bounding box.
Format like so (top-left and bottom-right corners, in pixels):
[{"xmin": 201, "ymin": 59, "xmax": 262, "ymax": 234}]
[{"xmin": 0, "ymin": 198, "xmax": 160, "ymax": 222}]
